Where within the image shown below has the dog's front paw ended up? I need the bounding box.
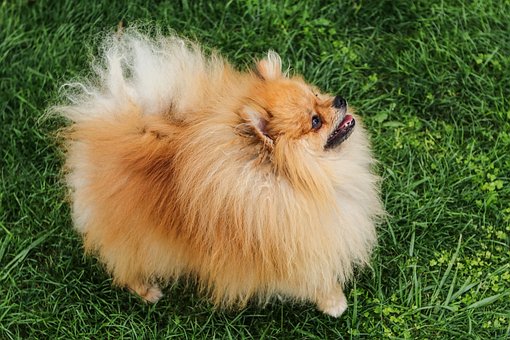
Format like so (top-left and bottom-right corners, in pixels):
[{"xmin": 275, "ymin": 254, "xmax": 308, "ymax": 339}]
[{"xmin": 317, "ymin": 288, "xmax": 347, "ymax": 318}]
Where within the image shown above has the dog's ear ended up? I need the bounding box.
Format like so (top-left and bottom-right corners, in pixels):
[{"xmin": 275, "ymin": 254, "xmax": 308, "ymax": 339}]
[
  {"xmin": 240, "ymin": 105, "xmax": 274, "ymax": 150},
  {"xmin": 255, "ymin": 51, "xmax": 282, "ymax": 80}
]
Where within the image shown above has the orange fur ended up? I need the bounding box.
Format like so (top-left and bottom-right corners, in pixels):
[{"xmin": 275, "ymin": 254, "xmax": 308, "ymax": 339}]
[{"xmin": 54, "ymin": 30, "xmax": 383, "ymax": 317}]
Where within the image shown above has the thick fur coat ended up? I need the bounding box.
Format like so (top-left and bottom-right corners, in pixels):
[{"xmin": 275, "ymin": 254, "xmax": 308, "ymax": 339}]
[{"xmin": 55, "ymin": 30, "xmax": 383, "ymax": 317}]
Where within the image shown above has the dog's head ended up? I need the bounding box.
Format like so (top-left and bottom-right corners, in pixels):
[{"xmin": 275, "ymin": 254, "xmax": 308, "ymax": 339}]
[
  {"xmin": 238, "ymin": 52, "xmax": 358, "ymax": 192},
  {"xmin": 241, "ymin": 52, "xmax": 355, "ymax": 156}
]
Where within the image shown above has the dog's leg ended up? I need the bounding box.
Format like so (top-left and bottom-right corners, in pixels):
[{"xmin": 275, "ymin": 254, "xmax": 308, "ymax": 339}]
[{"xmin": 316, "ymin": 284, "xmax": 348, "ymax": 318}]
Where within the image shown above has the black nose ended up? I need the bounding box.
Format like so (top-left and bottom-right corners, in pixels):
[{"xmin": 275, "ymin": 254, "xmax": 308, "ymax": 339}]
[{"xmin": 332, "ymin": 96, "xmax": 347, "ymax": 109}]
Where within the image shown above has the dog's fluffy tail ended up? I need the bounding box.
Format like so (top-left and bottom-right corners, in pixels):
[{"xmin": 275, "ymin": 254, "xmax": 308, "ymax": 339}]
[{"xmin": 55, "ymin": 29, "xmax": 223, "ymax": 123}]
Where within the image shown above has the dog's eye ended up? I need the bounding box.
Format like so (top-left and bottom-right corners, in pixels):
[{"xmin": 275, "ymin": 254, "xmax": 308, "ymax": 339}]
[{"xmin": 311, "ymin": 115, "xmax": 322, "ymax": 130}]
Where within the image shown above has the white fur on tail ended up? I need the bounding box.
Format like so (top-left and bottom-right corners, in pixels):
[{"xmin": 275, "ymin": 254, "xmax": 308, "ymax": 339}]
[{"xmin": 59, "ymin": 30, "xmax": 210, "ymax": 123}]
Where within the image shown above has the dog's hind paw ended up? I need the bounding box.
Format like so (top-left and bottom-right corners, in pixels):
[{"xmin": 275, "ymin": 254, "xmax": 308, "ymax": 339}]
[{"xmin": 129, "ymin": 283, "xmax": 163, "ymax": 303}]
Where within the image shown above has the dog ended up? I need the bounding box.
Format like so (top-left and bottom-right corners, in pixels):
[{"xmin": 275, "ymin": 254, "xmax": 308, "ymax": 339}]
[{"xmin": 54, "ymin": 29, "xmax": 383, "ymax": 317}]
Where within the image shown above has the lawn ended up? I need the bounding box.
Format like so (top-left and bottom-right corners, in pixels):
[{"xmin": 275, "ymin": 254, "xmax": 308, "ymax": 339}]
[{"xmin": 1, "ymin": 0, "xmax": 509, "ymax": 338}]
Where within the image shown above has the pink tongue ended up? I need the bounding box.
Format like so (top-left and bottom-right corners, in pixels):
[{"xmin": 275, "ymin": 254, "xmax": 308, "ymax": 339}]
[{"xmin": 340, "ymin": 114, "xmax": 354, "ymax": 129}]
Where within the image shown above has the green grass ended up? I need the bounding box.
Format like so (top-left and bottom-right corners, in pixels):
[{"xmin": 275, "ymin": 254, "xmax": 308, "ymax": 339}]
[{"xmin": 1, "ymin": 0, "xmax": 509, "ymax": 338}]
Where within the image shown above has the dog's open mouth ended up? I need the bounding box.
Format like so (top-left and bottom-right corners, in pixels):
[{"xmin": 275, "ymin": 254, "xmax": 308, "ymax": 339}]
[{"xmin": 325, "ymin": 115, "xmax": 355, "ymax": 149}]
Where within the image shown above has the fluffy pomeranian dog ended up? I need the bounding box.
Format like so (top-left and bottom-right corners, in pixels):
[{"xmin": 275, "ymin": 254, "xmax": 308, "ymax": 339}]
[{"xmin": 55, "ymin": 29, "xmax": 383, "ymax": 317}]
